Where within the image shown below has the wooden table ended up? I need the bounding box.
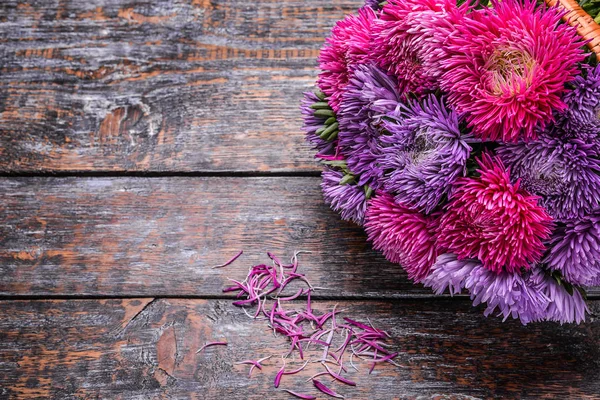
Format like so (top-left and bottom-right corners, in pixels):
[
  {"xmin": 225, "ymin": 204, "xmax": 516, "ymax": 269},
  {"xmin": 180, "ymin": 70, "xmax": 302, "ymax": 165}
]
[{"xmin": 1, "ymin": 1, "xmax": 599, "ymax": 398}]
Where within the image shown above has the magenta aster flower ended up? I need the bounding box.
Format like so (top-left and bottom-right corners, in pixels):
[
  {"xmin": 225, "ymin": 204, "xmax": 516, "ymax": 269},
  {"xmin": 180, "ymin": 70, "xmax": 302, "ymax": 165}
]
[
  {"xmin": 321, "ymin": 168, "xmax": 368, "ymax": 225},
  {"xmin": 379, "ymin": 95, "xmax": 472, "ymax": 213},
  {"xmin": 497, "ymin": 133, "xmax": 600, "ymax": 220},
  {"xmin": 338, "ymin": 63, "xmax": 402, "ymax": 189},
  {"xmin": 437, "ymin": 154, "xmax": 554, "ymax": 274},
  {"xmin": 365, "ymin": 193, "xmax": 438, "ymax": 282},
  {"xmin": 301, "ymin": 91, "xmax": 337, "ymax": 157},
  {"xmin": 318, "ymin": 7, "xmax": 376, "ymax": 112},
  {"xmin": 544, "ymin": 211, "xmax": 600, "ymax": 286},
  {"xmin": 371, "ymin": 0, "xmax": 464, "ymax": 97},
  {"xmin": 438, "ymin": 0, "xmax": 584, "ymax": 142}
]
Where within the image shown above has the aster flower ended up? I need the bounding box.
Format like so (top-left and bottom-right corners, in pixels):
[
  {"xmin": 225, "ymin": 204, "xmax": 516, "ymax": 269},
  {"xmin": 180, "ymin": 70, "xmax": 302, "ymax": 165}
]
[
  {"xmin": 364, "ymin": 193, "xmax": 438, "ymax": 282},
  {"xmin": 364, "ymin": 0, "xmax": 382, "ymax": 10},
  {"xmin": 465, "ymin": 263, "xmax": 551, "ymax": 324},
  {"xmin": 424, "ymin": 254, "xmax": 587, "ymax": 324},
  {"xmin": 318, "ymin": 7, "xmax": 376, "ymax": 112},
  {"xmin": 338, "ymin": 63, "xmax": 402, "ymax": 189},
  {"xmin": 439, "ymin": 0, "xmax": 584, "ymax": 142},
  {"xmin": 379, "ymin": 95, "xmax": 472, "ymax": 213},
  {"xmin": 370, "ymin": 0, "xmax": 464, "ymax": 97},
  {"xmin": 558, "ymin": 64, "xmax": 600, "ymax": 137},
  {"xmin": 544, "ymin": 211, "xmax": 600, "ymax": 286},
  {"xmin": 301, "ymin": 91, "xmax": 337, "ymax": 157},
  {"xmin": 497, "ymin": 133, "xmax": 600, "ymax": 220},
  {"xmin": 321, "ymin": 168, "xmax": 368, "ymax": 225},
  {"xmin": 542, "ymin": 275, "xmax": 588, "ymax": 324},
  {"xmin": 422, "ymin": 253, "xmax": 479, "ymax": 296},
  {"xmin": 437, "ymin": 154, "xmax": 554, "ymax": 274}
]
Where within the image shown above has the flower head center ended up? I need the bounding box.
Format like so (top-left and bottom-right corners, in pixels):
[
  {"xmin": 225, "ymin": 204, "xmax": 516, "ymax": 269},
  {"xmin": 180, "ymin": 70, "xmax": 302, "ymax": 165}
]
[
  {"xmin": 486, "ymin": 48, "xmax": 536, "ymax": 95},
  {"xmin": 521, "ymin": 165, "xmax": 565, "ymax": 196},
  {"xmin": 409, "ymin": 129, "xmax": 436, "ymax": 165}
]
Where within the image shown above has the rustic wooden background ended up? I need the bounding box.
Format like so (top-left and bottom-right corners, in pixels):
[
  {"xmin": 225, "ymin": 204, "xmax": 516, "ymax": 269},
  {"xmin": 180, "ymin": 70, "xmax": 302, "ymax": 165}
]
[{"xmin": 1, "ymin": 1, "xmax": 600, "ymax": 399}]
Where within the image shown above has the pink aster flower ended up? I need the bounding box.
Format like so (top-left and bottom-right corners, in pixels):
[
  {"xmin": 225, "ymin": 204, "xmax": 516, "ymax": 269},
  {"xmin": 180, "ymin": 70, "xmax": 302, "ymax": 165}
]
[
  {"xmin": 437, "ymin": 154, "xmax": 554, "ymax": 274},
  {"xmin": 318, "ymin": 7, "xmax": 376, "ymax": 112},
  {"xmin": 438, "ymin": 0, "xmax": 584, "ymax": 142},
  {"xmin": 370, "ymin": 0, "xmax": 466, "ymax": 97},
  {"xmin": 364, "ymin": 193, "xmax": 438, "ymax": 282}
]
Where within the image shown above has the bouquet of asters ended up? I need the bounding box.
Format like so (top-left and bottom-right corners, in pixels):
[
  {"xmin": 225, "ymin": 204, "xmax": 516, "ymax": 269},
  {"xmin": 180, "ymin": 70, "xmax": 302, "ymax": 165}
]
[{"xmin": 302, "ymin": 0, "xmax": 600, "ymax": 324}]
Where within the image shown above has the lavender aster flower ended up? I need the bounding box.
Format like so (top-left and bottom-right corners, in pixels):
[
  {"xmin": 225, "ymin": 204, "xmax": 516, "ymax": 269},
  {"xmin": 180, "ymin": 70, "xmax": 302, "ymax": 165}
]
[
  {"xmin": 497, "ymin": 133, "xmax": 600, "ymax": 220},
  {"xmin": 559, "ymin": 64, "xmax": 600, "ymax": 137},
  {"xmin": 465, "ymin": 264, "xmax": 549, "ymax": 324},
  {"xmin": 379, "ymin": 95, "xmax": 471, "ymax": 213},
  {"xmin": 301, "ymin": 91, "xmax": 336, "ymax": 157},
  {"xmin": 338, "ymin": 63, "xmax": 402, "ymax": 189},
  {"xmin": 545, "ymin": 211, "xmax": 600, "ymax": 286},
  {"xmin": 423, "ymin": 253, "xmax": 479, "ymax": 296},
  {"xmin": 424, "ymin": 254, "xmax": 589, "ymax": 324},
  {"xmin": 542, "ymin": 275, "xmax": 588, "ymax": 324},
  {"xmin": 321, "ymin": 168, "xmax": 367, "ymax": 225}
]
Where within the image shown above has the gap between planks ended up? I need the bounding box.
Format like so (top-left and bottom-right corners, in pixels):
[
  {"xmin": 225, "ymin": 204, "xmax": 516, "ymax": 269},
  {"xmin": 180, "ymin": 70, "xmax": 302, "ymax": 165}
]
[{"xmin": 0, "ymin": 170, "xmax": 321, "ymax": 178}]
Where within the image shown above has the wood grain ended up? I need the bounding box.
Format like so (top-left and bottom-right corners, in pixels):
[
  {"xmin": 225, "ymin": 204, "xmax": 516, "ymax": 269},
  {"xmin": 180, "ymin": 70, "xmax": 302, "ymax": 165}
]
[
  {"xmin": 0, "ymin": 298, "xmax": 599, "ymax": 399},
  {"xmin": 0, "ymin": 0, "xmax": 363, "ymax": 173},
  {"xmin": 0, "ymin": 176, "xmax": 435, "ymax": 298}
]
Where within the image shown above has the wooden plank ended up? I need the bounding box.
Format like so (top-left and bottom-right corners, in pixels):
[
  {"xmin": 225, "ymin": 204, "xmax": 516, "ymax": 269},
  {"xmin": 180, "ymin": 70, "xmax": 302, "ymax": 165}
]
[
  {"xmin": 0, "ymin": 0, "xmax": 362, "ymax": 173},
  {"xmin": 0, "ymin": 298, "xmax": 599, "ymax": 398},
  {"xmin": 0, "ymin": 176, "xmax": 435, "ymax": 298}
]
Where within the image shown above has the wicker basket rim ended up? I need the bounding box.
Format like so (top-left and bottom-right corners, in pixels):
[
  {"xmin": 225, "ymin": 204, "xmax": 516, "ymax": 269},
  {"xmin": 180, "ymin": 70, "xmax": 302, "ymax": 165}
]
[{"xmin": 546, "ymin": 0, "xmax": 600, "ymax": 56}]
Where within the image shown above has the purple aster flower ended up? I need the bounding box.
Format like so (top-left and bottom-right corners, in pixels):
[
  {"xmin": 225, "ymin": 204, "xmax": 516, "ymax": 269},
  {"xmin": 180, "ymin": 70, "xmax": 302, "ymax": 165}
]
[
  {"xmin": 379, "ymin": 95, "xmax": 472, "ymax": 213},
  {"xmin": 544, "ymin": 210, "xmax": 600, "ymax": 286},
  {"xmin": 301, "ymin": 91, "xmax": 336, "ymax": 157},
  {"xmin": 321, "ymin": 167, "xmax": 368, "ymax": 225},
  {"xmin": 497, "ymin": 132, "xmax": 600, "ymax": 220},
  {"xmin": 338, "ymin": 63, "xmax": 402, "ymax": 189},
  {"xmin": 422, "ymin": 253, "xmax": 479, "ymax": 296},
  {"xmin": 465, "ymin": 263, "xmax": 549, "ymax": 324},
  {"xmin": 542, "ymin": 275, "xmax": 588, "ymax": 324},
  {"xmin": 364, "ymin": 0, "xmax": 382, "ymax": 10},
  {"xmin": 424, "ymin": 254, "xmax": 588, "ymax": 324},
  {"xmin": 558, "ymin": 64, "xmax": 600, "ymax": 137}
]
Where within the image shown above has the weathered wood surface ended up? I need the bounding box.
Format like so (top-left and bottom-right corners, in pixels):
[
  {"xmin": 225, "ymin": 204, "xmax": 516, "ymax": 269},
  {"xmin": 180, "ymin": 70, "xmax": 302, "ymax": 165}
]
[
  {"xmin": 3, "ymin": 0, "xmax": 600, "ymax": 398},
  {"xmin": 2, "ymin": 176, "xmax": 599, "ymax": 299},
  {"xmin": 0, "ymin": 176, "xmax": 434, "ymax": 298},
  {"xmin": 0, "ymin": 0, "xmax": 363, "ymax": 173},
  {"xmin": 1, "ymin": 298, "xmax": 599, "ymax": 399}
]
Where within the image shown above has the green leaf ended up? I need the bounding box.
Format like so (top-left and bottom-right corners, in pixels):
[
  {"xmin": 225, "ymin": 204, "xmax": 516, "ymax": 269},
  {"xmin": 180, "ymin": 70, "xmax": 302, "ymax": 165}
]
[
  {"xmin": 315, "ymin": 90, "xmax": 326, "ymax": 101},
  {"xmin": 319, "ymin": 122, "xmax": 339, "ymax": 140},
  {"xmin": 339, "ymin": 174, "xmax": 356, "ymax": 185},
  {"xmin": 563, "ymin": 281, "xmax": 575, "ymax": 296},
  {"xmin": 324, "ymin": 117, "xmax": 336, "ymax": 126},
  {"xmin": 314, "ymin": 109, "xmax": 335, "ymax": 118},
  {"xmin": 364, "ymin": 185, "xmax": 374, "ymax": 199},
  {"xmin": 322, "ymin": 160, "xmax": 347, "ymax": 168},
  {"xmin": 310, "ymin": 101, "xmax": 330, "ymax": 110},
  {"xmin": 326, "ymin": 129, "xmax": 339, "ymax": 141}
]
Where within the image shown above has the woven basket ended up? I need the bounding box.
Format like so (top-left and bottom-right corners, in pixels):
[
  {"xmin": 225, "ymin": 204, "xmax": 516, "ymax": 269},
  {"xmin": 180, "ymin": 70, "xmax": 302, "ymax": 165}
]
[{"xmin": 547, "ymin": 0, "xmax": 600, "ymax": 55}]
